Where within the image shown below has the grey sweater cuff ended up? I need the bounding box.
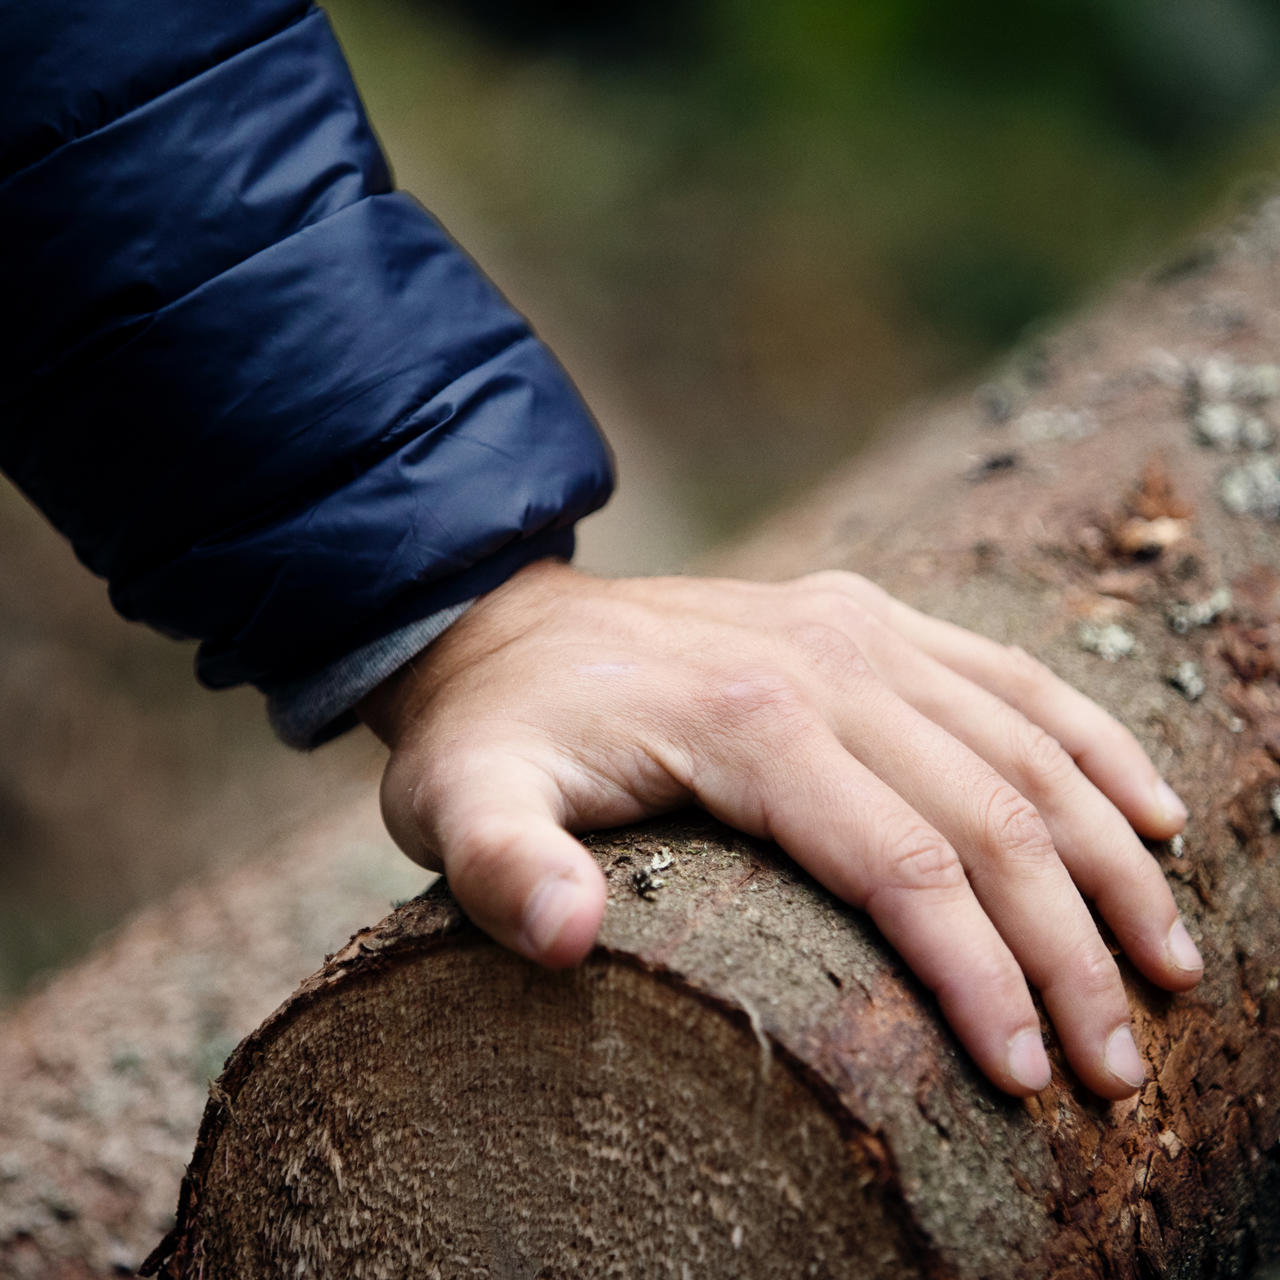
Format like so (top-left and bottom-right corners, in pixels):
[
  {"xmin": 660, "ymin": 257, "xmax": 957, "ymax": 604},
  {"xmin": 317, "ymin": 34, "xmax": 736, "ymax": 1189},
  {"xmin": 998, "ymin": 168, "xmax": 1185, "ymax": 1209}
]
[{"xmin": 267, "ymin": 599, "xmax": 476, "ymax": 749}]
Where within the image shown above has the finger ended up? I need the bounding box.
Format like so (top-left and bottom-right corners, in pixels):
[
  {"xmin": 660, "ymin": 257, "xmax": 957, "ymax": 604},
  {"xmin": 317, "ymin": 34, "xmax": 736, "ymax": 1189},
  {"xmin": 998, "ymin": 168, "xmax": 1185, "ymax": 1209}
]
[
  {"xmin": 835, "ymin": 576, "xmax": 1188, "ymax": 838},
  {"xmin": 852, "ymin": 624, "xmax": 1203, "ymax": 993},
  {"xmin": 788, "ymin": 655, "xmax": 1145, "ymax": 1098},
  {"xmin": 682, "ymin": 689, "xmax": 1052, "ymax": 1096},
  {"xmin": 380, "ymin": 746, "xmax": 606, "ymax": 968}
]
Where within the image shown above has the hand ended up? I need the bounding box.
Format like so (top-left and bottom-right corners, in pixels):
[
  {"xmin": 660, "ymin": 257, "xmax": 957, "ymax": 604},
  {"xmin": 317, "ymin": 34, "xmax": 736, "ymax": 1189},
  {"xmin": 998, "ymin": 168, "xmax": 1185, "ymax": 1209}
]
[{"xmin": 358, "ymin": 559, "xmax": 1201, "ymax": 1099}]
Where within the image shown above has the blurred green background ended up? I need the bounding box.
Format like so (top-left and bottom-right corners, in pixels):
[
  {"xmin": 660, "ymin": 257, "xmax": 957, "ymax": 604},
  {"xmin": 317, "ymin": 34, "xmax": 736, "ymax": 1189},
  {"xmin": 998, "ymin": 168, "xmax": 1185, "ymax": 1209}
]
[
  {"xmin": 328, "ymin": 0, "xmax": 1280, "ymax": 536},
  {"xmin": 4, "ymin": 0, "xmax": 1280, "ymax": 1001}
]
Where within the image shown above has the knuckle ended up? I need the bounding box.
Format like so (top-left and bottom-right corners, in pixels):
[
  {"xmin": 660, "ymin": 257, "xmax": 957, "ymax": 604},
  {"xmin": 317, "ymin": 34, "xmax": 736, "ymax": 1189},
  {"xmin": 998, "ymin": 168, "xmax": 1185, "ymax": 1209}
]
[
  {"xmin": 406, "ymin": 778, "xmax": 438, "ymax": 841},
  {"xmin": 784, "ymin": 619, "xmax": 873, "ymax": 678},
  {"xmin": 379, "ymin": 769, "xmax": 441, "ymax": 870},
  {"xmin": 802, "ymin": 584, "xmax": 868, "ymax": 632},
  {"xmin": 689, "ymin": 669, "xmax": 820, "ymax": 764},
  {"xmin": 1011, "ymin": 723, "xmax": 1075, "ymax": 789},
  {"xmin": 1004, "ymin": 645, "xmax": 1052, "ymax": 700},
  {"xmin": 1067, "ymin": 942, "xmax": 1122, "ymax": 1001},
  {"xmin": 979, "ymin": 786, "xmax": 1054, "ymax": 870},
  {"xmin": 780, "ymin": 578, "xmax": 887, "ymax": 679},
  {"xmin": 882, "ymin": 828, "xmax": 967, "ymax": 893},
  {"xmin": 1092, "ymin": 718, "xmax": 1143, "ymax": 765},
  {"xmin": 448, "ymin": 815, "xmax": 526, "ymax": 888},
  {"xmin": 796, "ymin": 569, "xmax": 878, "ymax": 601},
  {"xmin": 700, "ymin": 667, "xmax": 808, "ymax": 725},
  {"xmin": 796, "ymin": 569, "xmax": 857, "ymax": 596},
  {"xmin": 414, "ymin": 738, "xmax": 480, "ymax": 794},
  {"xmin": 408, "ymin": 748, "xmax": 485, "ymax": 837},
  {"xmin": 937, "ymin": 958, "xmax": 1022, "ymax": 1010}
]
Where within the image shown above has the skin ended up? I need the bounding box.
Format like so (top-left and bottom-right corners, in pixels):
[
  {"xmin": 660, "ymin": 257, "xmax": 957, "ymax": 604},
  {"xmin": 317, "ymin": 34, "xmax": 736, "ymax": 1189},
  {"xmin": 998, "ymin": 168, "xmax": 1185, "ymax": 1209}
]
[{"xmin": 358, "ymin": 558, "xmax": 1201, "ymax": 1100}]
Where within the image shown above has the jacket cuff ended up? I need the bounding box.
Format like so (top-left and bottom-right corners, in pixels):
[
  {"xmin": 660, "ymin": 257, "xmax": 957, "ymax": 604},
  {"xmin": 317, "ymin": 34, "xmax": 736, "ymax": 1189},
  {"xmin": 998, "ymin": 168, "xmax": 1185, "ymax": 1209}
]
[{"xmin": 266, "ymin": 598, "xmax": 476, "ymax": 750}]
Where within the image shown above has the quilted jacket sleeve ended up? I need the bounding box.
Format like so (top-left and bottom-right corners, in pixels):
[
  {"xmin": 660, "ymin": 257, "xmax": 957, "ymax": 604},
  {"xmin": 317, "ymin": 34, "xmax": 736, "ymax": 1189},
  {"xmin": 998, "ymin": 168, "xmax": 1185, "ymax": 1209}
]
[{"xmin": 0, "ymin": 1, "xmax": 614, "ymax": 712}]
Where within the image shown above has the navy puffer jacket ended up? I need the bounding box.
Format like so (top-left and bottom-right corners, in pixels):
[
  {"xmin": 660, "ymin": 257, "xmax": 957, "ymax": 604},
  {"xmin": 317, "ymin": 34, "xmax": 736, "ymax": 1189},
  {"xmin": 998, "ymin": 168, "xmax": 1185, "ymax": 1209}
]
[{"xmin": 0, "ymin": 1, "xmax": 613, "ymax": 711}]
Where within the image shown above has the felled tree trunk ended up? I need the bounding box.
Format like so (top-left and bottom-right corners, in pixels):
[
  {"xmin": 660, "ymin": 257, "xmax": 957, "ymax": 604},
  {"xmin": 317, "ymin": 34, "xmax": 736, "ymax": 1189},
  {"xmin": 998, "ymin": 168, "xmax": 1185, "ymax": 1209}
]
[{"xmin": 140, "ymin": 199, "xmax": 1280, "ymax": 1279}]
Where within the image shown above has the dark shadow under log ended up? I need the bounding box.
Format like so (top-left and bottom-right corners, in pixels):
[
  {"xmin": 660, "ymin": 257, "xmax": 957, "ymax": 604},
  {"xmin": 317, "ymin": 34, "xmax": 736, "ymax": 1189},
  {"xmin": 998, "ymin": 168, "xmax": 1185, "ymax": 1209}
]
[{"xmin": 142, "ymin": 197, "xmax": 1280, "ymax": 1278}]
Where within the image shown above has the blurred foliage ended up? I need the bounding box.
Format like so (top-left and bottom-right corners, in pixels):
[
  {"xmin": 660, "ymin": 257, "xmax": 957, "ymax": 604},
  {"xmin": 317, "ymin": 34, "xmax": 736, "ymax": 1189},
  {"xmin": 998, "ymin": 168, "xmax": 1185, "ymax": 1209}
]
[{"xmin": 326, "ymin": 0, "xmax": 1280, "ymax": 531}]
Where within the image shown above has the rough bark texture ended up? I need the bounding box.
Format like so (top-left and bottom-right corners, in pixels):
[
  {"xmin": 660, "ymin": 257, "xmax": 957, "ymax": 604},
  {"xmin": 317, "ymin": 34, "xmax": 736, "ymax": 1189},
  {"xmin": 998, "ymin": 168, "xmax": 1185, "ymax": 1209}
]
[{"xmin": 6, "ymin": 195, "xmax": 1280, "ymax": 1278}]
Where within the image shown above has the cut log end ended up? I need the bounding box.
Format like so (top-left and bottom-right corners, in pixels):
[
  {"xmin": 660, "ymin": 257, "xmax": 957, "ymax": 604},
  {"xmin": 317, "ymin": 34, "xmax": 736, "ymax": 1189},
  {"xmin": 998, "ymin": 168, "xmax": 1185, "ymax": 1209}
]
[{"xmin": 162, "ymin": 939, "xmax": 920, "ymax": 1279}]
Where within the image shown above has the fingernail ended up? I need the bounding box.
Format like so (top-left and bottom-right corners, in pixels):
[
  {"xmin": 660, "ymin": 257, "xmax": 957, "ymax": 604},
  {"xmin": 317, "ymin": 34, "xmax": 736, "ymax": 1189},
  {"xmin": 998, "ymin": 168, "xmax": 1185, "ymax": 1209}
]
[
  {"xmin": 522, "ymin": 876, "xmax": 582, "ymax": 958},
  {"xmin": 1166, "ymin": 919, "xmax": 1203, "ymax": 973},
  {"xmin": 1104, "ymin": 1026, "xmax": 1146, "ymax": 1089},
  {"xmin": 1007, "ymin": 1028, "xmax": 1052, "ymax": 1092},
  {"xmin": 1154, "ymin": 779, "xmax": 1188, "ymax": 826}
]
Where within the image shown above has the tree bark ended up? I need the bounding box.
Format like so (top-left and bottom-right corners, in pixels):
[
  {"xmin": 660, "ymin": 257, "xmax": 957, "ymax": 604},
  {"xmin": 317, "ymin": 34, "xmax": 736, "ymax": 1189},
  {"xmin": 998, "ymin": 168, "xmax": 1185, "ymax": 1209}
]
[
  {"xmin": 5, "ymin": 196, "xmax": 1280, "ymax": 1278},
  {"xmin": 143, "ymin": 196, "xmax": 1280, "ymax": 1278}
]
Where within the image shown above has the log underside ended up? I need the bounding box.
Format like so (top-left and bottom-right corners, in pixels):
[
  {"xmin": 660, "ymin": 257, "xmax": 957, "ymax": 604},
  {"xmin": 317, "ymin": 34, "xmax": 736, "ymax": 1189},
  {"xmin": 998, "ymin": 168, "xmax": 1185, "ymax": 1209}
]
[{"xmin": 7, "ymin": 196, "xmax": 1280, "ymax": 1278}]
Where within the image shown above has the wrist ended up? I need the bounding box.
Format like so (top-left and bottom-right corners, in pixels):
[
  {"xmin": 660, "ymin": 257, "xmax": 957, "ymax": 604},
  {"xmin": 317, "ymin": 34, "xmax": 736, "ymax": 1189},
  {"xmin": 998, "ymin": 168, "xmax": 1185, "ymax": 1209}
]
[{"xmin": 356, "ymin": 557, "xmax": 579, "ymax": 747}]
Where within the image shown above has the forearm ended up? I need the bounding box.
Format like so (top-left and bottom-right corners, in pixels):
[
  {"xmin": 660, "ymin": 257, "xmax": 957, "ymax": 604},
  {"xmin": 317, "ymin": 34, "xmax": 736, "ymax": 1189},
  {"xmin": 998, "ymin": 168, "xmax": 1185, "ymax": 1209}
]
[{"xmin": 0, "ymin": 0, "xmax": 612, "ymax": 710}]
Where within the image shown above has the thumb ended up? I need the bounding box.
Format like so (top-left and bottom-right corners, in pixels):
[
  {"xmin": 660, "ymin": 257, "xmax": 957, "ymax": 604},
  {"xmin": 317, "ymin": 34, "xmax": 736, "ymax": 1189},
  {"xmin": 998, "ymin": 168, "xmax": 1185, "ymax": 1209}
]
[{"xmin": 380, "ymin": 751, "xmax": 607, "ymax": 968}]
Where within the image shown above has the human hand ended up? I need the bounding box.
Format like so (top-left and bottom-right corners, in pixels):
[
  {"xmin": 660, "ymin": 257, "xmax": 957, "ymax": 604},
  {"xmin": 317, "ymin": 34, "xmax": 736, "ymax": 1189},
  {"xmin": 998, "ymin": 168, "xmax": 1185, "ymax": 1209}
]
[{"xmin": 358, "ymin": 559, "xmax": 1200, "ymax": 1100}]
